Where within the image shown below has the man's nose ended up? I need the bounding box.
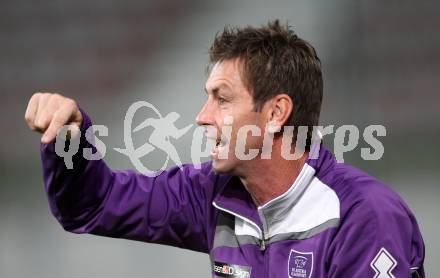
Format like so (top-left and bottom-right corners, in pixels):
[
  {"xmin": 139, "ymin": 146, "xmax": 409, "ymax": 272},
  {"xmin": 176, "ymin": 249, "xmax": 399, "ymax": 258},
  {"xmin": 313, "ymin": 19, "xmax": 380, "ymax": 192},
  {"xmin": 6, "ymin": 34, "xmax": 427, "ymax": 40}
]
[{"xmin": 196, "ymin": 101, "xmax": 215, "ymax": 126}]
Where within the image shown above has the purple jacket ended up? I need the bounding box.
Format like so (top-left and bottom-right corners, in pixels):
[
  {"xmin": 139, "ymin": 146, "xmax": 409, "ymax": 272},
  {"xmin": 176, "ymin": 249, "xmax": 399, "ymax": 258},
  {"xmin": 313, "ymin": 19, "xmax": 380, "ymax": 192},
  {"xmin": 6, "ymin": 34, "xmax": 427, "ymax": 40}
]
[{"xmin": 41, "ymin": 111, "xmax": 425, "ymax": 277}]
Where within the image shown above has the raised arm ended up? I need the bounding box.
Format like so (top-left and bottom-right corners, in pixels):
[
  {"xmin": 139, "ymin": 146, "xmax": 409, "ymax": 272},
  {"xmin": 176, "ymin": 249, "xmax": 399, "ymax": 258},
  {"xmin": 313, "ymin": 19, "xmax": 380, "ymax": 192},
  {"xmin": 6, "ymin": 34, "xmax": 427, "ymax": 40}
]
[{"xmin": 25, "ymin": 93, "xmax": 218, "ymax": 253}]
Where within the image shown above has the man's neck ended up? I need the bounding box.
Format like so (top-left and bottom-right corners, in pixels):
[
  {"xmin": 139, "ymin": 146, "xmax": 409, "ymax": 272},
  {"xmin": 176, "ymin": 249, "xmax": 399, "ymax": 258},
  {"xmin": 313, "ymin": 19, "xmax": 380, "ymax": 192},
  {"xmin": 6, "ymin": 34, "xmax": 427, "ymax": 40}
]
[{"xmin": 239, "ymin": 148, "xmax": 309, "ymax": 207}]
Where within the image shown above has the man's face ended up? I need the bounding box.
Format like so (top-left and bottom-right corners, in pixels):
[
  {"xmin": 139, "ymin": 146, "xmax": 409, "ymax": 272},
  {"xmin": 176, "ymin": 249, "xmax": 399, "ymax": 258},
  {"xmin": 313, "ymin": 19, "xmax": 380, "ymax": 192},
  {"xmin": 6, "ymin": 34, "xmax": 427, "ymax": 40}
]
[{"xmin": 196, "ymin": 59, "xmax": 267, "ymax": 174}]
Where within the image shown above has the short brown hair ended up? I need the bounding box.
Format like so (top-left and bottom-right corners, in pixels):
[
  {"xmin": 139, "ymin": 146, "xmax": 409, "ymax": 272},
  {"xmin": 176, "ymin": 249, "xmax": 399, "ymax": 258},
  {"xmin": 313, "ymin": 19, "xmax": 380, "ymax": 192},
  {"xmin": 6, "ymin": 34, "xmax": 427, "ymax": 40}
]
[{"xmin": 209, "ymin": 20, "xmax": 323, "ymax": 147}]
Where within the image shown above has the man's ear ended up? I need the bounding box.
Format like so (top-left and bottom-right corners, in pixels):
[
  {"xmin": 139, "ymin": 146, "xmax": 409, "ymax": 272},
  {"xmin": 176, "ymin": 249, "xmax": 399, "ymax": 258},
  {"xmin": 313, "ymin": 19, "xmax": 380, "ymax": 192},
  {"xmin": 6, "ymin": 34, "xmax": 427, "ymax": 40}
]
[{"xmin": 266, "ymin": 94, "xmax": 293, "ymax": 133}]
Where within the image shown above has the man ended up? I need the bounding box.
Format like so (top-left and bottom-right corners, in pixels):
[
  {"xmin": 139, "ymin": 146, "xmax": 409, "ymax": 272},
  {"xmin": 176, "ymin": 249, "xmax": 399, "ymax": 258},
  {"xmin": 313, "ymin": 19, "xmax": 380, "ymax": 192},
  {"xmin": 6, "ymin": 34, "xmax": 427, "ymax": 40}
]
[{"xmin": 25, "ymin": 21, "xmax": 425, "ymax": 277}]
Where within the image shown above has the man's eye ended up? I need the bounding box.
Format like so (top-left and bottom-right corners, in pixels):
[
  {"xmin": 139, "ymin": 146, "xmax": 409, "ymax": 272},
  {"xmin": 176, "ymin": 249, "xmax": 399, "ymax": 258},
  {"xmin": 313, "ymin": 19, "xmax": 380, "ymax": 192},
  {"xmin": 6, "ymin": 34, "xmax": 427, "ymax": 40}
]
[{"xmin": 218, "ymin": 98, "xmax": 226, "ymax": 105}]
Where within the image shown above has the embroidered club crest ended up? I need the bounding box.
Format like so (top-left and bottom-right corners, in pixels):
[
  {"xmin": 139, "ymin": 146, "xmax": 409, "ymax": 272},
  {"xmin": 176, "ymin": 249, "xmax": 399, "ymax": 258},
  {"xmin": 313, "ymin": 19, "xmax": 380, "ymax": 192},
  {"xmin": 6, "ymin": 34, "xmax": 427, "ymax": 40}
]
[{"xmin": 288, "ymin": 249, "xmax": 314, "ymax": 278}]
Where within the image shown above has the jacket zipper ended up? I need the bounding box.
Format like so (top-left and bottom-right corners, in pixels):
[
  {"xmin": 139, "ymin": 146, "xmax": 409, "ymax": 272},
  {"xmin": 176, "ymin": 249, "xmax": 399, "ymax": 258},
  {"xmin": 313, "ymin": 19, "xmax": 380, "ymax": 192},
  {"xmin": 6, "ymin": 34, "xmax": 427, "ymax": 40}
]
[
  {"xmin": 212, "ymin": 201, "xmax": 265, "ymax": 250},
  {"xmin": 257, "ymin": 208, "xmax": 269, "ymax": 277},
  {"xmin": 259, "ymin": 237, "xmax": 266, "ymax": 250},
  {"xmin": 213, "ymin": 201, "xmax": 270, "ymax": 277}
]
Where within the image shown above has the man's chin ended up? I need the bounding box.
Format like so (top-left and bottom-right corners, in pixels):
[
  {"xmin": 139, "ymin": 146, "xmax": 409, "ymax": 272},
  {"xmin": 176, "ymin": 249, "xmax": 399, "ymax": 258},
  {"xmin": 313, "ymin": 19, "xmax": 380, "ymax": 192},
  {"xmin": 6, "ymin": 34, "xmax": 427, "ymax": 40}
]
[{"xmin": 211, "ymin": 158, "xmax": 234, "ymax": 174}]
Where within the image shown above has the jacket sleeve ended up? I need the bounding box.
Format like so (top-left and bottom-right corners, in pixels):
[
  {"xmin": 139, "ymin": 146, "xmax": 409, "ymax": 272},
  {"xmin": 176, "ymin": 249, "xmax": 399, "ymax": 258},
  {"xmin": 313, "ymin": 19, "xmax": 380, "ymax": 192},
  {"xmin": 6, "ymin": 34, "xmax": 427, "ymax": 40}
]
[
  {"xmin": 327, "ymin": 186, "xmax": 425, "ymax": 277},
  {"xmin": 40, "ymin": 109, "xmax": 217, "ymax": 253}
]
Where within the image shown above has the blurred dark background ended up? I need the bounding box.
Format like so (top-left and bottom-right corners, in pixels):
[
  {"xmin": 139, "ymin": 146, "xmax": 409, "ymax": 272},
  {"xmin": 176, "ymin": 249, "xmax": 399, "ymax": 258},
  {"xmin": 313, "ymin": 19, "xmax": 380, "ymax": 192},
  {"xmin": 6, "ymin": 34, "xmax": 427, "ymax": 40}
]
[{"xmin": 1, "ymin": 0, "xmax": 439, "ymax": 277}]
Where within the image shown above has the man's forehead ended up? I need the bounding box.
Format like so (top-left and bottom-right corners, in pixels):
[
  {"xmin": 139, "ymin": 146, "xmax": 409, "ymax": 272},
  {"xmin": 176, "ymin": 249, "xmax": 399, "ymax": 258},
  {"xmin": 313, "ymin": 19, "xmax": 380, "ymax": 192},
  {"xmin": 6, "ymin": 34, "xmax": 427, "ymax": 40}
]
[
  {"xmin": 209, "ymin": 61, "xmax": 222, "ymax": 74},
  {"xmin": 209, "ymin": 60, "xmax": 237, "ymax": 76},
  {"xmin": 206, "ymin": 60, "xmax": 243, "ymax": 90}
]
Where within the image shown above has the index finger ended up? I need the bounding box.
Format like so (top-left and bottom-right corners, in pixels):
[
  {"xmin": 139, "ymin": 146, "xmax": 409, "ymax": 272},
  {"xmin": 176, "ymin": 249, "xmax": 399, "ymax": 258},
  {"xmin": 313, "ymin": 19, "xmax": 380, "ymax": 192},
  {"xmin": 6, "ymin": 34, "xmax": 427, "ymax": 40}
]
[
  {"xmin": 24, "ymin": 92, "xmax": 41, "ymax": 130},
  {"xmin": 41, "ymin": 102, "xmax": 79, "ymax": 144}
]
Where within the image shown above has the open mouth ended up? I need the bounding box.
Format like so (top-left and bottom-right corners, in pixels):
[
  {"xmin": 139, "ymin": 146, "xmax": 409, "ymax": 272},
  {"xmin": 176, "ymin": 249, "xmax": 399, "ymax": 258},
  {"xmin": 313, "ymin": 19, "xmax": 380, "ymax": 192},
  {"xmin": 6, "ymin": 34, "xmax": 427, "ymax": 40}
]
[
  {"xmin": 204, "ymin": 126, "xmax": 228, "ymax": 158},
  {"xmin": 215, "ymin": 137, "xmax": 221, "ymax": 147},
  {"xmin": 215, "ymin": 135, "xmax": 227, "ymax": 148},
  {"xmin": 211, "ymin": 134, "xmax": 228, "ymax": 158}
]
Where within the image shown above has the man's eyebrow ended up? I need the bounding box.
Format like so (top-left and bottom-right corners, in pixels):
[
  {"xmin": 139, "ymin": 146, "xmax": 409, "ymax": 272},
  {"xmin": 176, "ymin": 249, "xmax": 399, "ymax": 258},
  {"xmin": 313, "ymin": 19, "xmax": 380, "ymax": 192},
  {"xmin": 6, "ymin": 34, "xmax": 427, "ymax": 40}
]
[
  {"xmin": 204, "ymin": 87, "xmax": 218, "ymax": 97},
  {"xmin": 204, "ymin": 84, "xmax": 228, "ymax": 96}
]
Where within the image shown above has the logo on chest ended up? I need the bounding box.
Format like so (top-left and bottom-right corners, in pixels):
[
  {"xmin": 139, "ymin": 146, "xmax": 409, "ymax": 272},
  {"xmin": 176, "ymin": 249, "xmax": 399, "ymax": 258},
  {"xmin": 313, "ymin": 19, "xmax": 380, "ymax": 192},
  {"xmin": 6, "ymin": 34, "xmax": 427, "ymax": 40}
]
[{"xmin": 288, "ymin": 249, "xmax": 314, "ymax": 278}]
